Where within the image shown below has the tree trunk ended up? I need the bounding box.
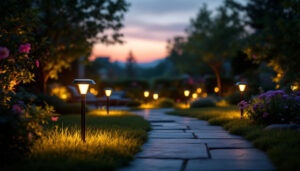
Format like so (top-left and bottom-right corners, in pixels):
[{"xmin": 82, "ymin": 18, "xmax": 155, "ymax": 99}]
[{"xmin": 209, "ymin": 63, "xmax": 222, "ymax": 96}]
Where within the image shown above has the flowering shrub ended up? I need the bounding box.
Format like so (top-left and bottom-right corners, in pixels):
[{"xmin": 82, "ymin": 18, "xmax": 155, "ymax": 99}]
[
  {"xmin": 0, "ymin": 3, "xmax": 54, "ymax": 163},
  {"xmin": 245, "ymin": 90, "xmax": 300, "ymax": 124}
]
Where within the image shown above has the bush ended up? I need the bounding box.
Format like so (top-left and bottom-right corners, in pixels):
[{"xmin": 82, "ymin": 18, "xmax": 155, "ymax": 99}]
[
  {"xmin": 35, "ymin": 94, "xmax": 82, "ymax": 115},
  {"xmin": 225, "ymin": 92, "xmax": 242, "ymax": 105},
  {"xmin": 244, "ymin": 90, "xmax": 300, "ymax": 124},
  {"xmin": 190, "ymin": 97, "xmax": 216, "ymax": 108},
  {"xmin": 156, "ymin": 98, "xmax": 175, "ymax": 108},
  {"xmin": 126, "ymin": 99, "xmax": 142, "ymax": 107}
]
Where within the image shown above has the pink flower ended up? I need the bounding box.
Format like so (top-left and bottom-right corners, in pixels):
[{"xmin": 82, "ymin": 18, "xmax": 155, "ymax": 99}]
[
  {"xmin": 252, "ymin": 55, "xmax": 257, "ymax": 59},
  {"xmin": 18, "ymin": 43, "xmax": 31, "ymax": 54},
  {"xmin": 36, "ymin": 60, "xmax": 40, "ymax": 68},
  {"xmin": 51, "ymin": 116, "xmax": 59, "ymax": 122},
  {"xmin": 12, "ymin": 104, "xmax": 23, "ymax": 114},
  {"xmin": 263, "ymin": 112, "xmax": 269, "ymax": 118},
  {"xmin": 0, "ymin": 47, "xmax": 9, "ymax": 59},
  {"xmin": 28, "ymin": 132, "xmax": 33, "ymax": 142}
]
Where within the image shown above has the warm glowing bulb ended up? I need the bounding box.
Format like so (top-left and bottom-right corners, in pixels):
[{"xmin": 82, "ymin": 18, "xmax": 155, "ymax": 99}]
[
  {"xmin": 203, "ymin": 92, "xmax": 208, "ymax": 97},
  {"xmin": 197, "ymin": 88, "xmax": 202, "ymax": 93},
  {"xmin": 214, "ymin": 87, "xmax": 219, "ymax": 93},
  {"xmin": 238, "ymin": 84, "xmax": 246, "ymax": 92},
  {"xmin": 105, "ymin": 89, "xmax": 112, "ymax": 97},
  {"xmin": 144, "ymin": 91, "xmax": 149, "ymax": 98},
  {"xmin": 153, "ymin": 93, "xmax": 159, "ymax": 100},
  {"xmin": 78, "ymin": 84, "xmax": 89, "ymax": 94},
  {"xmin": 192, "ymin": 93, "xmax": 198, "ymax": 99},
  {"xmin": 184, "ymin": 90, "xmax": 190, "ymax": 97},
  {"xmin": 291, "ymin": 85, "xmax": 298, "ymax": 91}
]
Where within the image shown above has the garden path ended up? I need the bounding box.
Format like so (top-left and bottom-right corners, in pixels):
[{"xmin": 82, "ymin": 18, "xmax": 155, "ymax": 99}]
[{"xmin": 119, "ymin": 109, "xmax": 275, "ymax": 171}]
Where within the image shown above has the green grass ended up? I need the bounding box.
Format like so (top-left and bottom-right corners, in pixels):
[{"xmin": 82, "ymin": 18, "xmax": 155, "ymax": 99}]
[
  {"xmin": 8, "ymin": 110, "xmax": 150, "ymax": 171},
  {"xmin": 168, "ymin": 106, "xmax": 300, "ymax": 171}
]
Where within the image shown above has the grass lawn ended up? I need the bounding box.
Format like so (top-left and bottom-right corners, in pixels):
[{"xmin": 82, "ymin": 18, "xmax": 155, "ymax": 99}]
[
  {"xmin": 168, "ymin": 106, "xmax": 300, "ymax": 171},
  {"xmin": 8, "ymin": 110, "xmax": 150, "ymax": 171}
]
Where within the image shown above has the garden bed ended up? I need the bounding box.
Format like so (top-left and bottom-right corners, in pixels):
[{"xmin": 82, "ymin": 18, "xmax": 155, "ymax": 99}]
[
  {"xmin": 5, "ymin": 110, "xmax": 150, "ymax": 171},
  {"xmin": 167, "ymin": 106, "xmax": 300, "ymax": 171}
]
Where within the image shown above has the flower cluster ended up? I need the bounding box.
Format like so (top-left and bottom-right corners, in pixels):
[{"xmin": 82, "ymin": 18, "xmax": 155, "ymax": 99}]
[
  {"xmin": 238, "ymin": 100, "xmax": 249, "ymax": 110},
  {"xmin": 245, "ymin": 90, "xmax": 300, "ymax": 124}
]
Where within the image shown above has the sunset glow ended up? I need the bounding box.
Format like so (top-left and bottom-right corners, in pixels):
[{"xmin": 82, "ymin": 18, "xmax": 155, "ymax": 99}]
[{"xmin": 90, "ymin": 37, "xmax": 167, "ymax": 63}]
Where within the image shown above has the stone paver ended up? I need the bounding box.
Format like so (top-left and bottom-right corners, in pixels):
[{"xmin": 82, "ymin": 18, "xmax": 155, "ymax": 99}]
[
  {"xmin": 118, "ymin": 109, "xmax": 275, "ymax": 171},
  {"xmin": 119, "ymin": 159, "xmax": 182, "ymax": 171},
  {"xmin": 137, "ymin": 143, "xmax": 208, "ymax": 159},
  {"xmin": 185, "ymin": 159, "xmax": 275, "ymax": 171},
  {"xmin": 210, "ymin": 149, "xmax": 270, "ymax": 160},
  {"xmin": 149, "ymin": 132, "xmax": 195, "ymax": 139}
]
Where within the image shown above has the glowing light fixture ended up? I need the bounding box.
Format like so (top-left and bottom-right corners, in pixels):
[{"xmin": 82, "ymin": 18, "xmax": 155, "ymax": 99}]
[
  {"xmin": 153, "ymin": 93, "xmax": 159, "ymax": 100},
  {"xmin": 214, "ymin": 87, "xmax": 220, "ymax": 93},
  {"xmin": 73, "ymin": 79, "xmax": 95, "ymax": 142},
  {"xmin": 291, "ymin": 85, "xmax": 298, "ymax": 91},
  {"xmin": 236, "ymin": 81, "xmax": 248, "ymax": 119},
  {"xmin": 197, "ymin": 88, "xmax": 202, "ymax": 93},
  {"xmin": 192, "ymin": 93, "xmax": 198, "ymax": 99},
  {"xmin": 184, "ymin": 90, "xmax": 190, "ymax": 97},
  {"xmin": 144, "ymin": 91, "xmax": 150, "ymax": 98},
  {"xmin": 105, "ymin": 88, "xmax": 113, "ymax": 115}
]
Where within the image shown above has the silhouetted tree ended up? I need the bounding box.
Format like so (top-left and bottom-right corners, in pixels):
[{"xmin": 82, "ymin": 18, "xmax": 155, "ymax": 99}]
[{"xmin": 125, "ymin": 51, "xmax": 137, "ymax": 78}]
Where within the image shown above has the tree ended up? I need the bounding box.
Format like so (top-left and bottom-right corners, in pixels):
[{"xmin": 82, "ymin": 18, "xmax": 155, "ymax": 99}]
[
  {"xmin": 227, "ymin": 0, "xmax": 300, "ymax": 87},
  {"xmin": 32, "ymin": 0, "xmax": 129, "ymax": 93},
  {"xmin": 185, "ymin": 5, "xmax": 245, "ymax": 95},
  {"xmin": 125, "ymin": 51, "xmax": 137, "ymax": 78}
]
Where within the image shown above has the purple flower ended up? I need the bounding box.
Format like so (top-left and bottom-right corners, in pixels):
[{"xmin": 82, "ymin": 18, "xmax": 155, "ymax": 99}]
[
  {"xmin": 238, "ymin": 100, "xmax": 249, "ymax": 110},
  {"xmin": 252, "ymin": 103, "xmax": 260, "ymax": 111},
  {"xmin": 18, "ymin": 43, "xmax": 31, "ymax": 54},
  {"xmin": 0, "ymin": 47, "xmax": 9, "ymax": 59},
  {"xmin": 284, "ymin": 105, "xmax": 288, "ymax": 109},
  {"xmin": 282, "ymin": 94, "xmax": 289, "ymax": 99},
  {"xmin": 263, "ymin": 112, "xmax": 269, "ymax": 118},
  {"xmin": 295, "ymin": 96, "xmax": 300, "ymax": 102}
]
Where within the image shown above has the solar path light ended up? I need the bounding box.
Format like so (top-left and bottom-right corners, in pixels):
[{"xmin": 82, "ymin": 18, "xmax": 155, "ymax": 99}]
[
  {"xmin": 72, "ymin": 79, "xmax": 95, "ymax": 142},
  {"xmin": 105, "ymin": 88, "xmax": 112, "ymax": 115}
]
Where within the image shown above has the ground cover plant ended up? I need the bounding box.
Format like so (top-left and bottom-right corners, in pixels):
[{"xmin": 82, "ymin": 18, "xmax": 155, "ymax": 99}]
[
  {"xmin": 168, "ymin": 106, "xmax": 300, "ymax": 171},
  {"xmin": 5, "ymin": 110, "xmax": 150, "ymax": 171}
]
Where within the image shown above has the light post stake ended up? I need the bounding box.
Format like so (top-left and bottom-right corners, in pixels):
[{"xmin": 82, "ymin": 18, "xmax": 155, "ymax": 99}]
[
  {"xmin": 184, "ymin": 90, "xmax": 190, "ymax": 108},
  {"xmin": 81, "ymin": 94, "xmax": 86, "ymax": 142},
  {"xmin": 106, "ymin": 96, "xmax": 109, "ymax": 115},
  {"xmin": 105, "ymin": 88, "xmax": 112, "ymax": 115},
  {"xmin": 236, "ymin": 81, "xmax": 247, "ymax": 119},
  {"xmin": 73, "ymin": 79, "xmax": 95, "ymax": 142}
]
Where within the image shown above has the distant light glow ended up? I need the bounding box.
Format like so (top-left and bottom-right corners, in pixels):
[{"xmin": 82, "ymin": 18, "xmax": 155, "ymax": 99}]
[
  {"xmin": 144, "ymin": 91, "xmax": 150, "ymax": 98},
  {"xmin": 184, "ymin": 90, "xmax": 190, "ymax": 97},
  {"xmin": 192, "ymin": 93, "xmax": 198, "ymax": 99},
  {"xmin": 214, "ymin": 87, "xmax": 219, "ymax": 93},
  {"xmin": 153, "ymin": 93, "xmax": 159, "ymax": 100},
  {"xmin": 197, "ymin": 88, "xmax": 202, "ymax": 93},
  {"xmin": 291, "ymin": 85, "xmax": 298, "ymax": 91},
  {"xmin": 105, "ymin": 89, "xmax": 112, "ymax": 97}
]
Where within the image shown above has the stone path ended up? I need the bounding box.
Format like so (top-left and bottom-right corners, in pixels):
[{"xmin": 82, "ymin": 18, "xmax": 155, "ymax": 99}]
[{"xmin": 119, "ymin": 109, "xmax": 275, "ymax": 171}]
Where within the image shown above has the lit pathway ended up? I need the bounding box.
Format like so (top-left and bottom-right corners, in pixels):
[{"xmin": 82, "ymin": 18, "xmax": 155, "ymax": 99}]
[{"xmin": 119, "ymin": 109, "xmax": 275, "ymax": 171}]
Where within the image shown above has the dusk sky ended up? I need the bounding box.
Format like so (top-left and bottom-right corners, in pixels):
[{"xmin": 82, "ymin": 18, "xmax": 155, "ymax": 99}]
[{"xmin": 91, "ymin": 0, "xmax": 236, "ymax": 63}]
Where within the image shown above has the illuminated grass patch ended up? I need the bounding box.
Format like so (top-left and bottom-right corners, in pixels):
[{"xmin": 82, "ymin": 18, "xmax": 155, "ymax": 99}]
[{"xmin": 9, "ymin": 111, "xmax": 150, "ymax": 171}]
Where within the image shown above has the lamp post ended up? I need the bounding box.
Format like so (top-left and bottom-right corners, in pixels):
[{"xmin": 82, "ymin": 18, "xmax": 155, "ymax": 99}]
[
  {"xmin": 236, "ymin": 81, "xmax": 247, "ymax": 119},
  {"xmin": 144, "ymin": 90, "xmax": 150, "ymax": 104},
  {"xmin": 153, "ymin": 93, "xmax": 159, "ymax": 100},
  {"xmin": 184, "ymin": 90, "xmax": 190, "ymax": 107},
  {"xmin": 72, "ymin": 79, "xmax": 95, "ymax": 142},
  {"xmin": 105, "ymin": 88, "xmax": 112, "ymax": 115}
]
